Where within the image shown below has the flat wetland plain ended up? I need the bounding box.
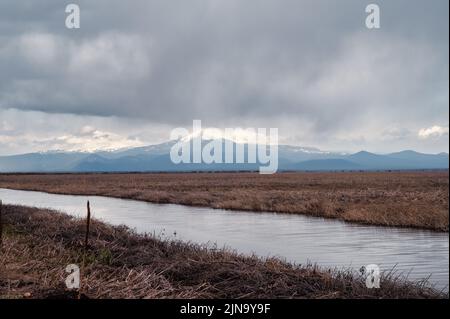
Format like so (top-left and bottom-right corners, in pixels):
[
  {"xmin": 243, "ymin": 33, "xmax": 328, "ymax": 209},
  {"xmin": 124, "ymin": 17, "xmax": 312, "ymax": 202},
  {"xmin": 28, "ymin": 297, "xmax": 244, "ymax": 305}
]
[
  {"xmin": 0, "ymin": 171, "xmax": 448, "ymax": 299},
  {"xmin": 0, "ymin": 171, "xmax": 448, "ymax": 231}
]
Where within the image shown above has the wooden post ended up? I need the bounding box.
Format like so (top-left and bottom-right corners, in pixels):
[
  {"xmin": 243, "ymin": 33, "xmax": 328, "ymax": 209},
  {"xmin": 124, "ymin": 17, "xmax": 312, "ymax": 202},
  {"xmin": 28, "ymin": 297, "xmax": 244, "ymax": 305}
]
[
  {"xmin": 80, "ymin": 201, "xmax": 92, "ymax": 299},
  {"xmin": 84, "ymin": 200, "xmax": 91, "ymax": 251}
]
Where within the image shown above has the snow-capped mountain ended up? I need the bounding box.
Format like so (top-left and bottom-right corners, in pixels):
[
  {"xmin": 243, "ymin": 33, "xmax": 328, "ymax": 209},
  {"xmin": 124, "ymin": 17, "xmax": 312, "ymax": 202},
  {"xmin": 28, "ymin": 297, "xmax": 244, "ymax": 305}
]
[{"xmin": 0, "ymin": 139, "xmax": 448, "ymax": 172}]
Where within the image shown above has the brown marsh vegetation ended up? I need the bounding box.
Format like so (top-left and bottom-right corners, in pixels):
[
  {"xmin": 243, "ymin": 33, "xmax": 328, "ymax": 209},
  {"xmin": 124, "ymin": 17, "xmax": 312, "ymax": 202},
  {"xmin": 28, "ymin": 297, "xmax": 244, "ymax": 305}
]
[
  {"xmin": 0, "ymin": 205, "xmax": 445, "ymax": 299},
  {"xmin": 0, "ymin": 171, "xmax": 448, "ymax": 231}
]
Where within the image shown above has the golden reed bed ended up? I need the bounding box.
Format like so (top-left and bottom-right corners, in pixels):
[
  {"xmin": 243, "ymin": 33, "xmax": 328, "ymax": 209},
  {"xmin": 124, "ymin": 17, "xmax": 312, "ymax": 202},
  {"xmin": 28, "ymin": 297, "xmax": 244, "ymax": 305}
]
[{"xmin": 0, "ymin": 171, "xmax": 448, "ymax": 231}]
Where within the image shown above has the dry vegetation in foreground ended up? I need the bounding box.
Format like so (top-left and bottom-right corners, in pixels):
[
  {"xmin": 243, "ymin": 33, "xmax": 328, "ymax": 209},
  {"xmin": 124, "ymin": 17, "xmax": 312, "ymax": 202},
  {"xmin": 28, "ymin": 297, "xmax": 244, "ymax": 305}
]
[
  {"xmin": 0, "ymin": 205, "xmax": 446, "ymax": 299},
  {"xmin": 0, "ymin": 171, "xmax": 448, "ymax": 231}
]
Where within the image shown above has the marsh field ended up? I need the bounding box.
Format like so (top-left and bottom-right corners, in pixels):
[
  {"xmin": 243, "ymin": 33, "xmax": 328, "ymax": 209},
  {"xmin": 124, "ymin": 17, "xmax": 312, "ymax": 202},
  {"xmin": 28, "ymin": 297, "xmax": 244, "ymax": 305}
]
[
  {"xmin": 0, "ymin": 205, "xmax": 446, "ymax": 299},
  {"xmin": 0, "ymin": 171, "xmax": 449, "ymax": 299},
  {"xmin": 0, "ymin": 171, "xmax": 448, "ymax": 231}
]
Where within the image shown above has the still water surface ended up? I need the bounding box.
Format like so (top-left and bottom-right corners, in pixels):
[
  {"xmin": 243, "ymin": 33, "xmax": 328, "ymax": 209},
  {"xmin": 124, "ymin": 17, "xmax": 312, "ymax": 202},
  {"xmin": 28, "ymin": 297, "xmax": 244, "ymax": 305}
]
[{"xmin": 0, "ymin": 188, "xmax": 448, "ymax": 290}]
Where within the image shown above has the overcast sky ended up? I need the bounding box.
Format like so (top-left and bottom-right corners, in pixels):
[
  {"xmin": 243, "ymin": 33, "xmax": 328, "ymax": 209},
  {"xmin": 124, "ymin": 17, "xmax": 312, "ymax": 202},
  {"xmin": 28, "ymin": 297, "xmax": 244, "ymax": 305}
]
[{"xmin": 0, "ymin": 0, "xmax": 448, "ymax": 156}]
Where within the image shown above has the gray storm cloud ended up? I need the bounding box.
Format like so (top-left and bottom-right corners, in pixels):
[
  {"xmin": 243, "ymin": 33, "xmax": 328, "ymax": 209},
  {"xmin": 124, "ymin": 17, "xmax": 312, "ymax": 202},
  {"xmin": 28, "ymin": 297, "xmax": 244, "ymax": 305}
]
[{"xmin": 0, "ymin": 0, "xmax": 448, "ymax": 154}]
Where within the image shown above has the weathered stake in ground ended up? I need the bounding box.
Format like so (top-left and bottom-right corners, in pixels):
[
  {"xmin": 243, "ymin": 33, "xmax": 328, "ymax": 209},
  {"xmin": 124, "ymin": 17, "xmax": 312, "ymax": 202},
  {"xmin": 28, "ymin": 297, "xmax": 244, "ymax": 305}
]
[
  {"xmin": 79, "ymin": 200, "xmax": 92, "ymax": 299},
  {"xmin": 85, "ymin": 200, "xmax": 91, "ymax": 252}
]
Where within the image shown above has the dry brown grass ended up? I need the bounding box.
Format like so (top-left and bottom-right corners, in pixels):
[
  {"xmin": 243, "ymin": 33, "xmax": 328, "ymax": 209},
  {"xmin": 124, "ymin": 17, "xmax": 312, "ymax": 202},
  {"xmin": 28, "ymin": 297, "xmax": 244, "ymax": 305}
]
[
  {"xmin": 0, "ymin": 205, "xmax": 445, "ymax": 299},
  {"xmin": 0, "ymin": 171, "xmax": 448, "ymax": 231}
]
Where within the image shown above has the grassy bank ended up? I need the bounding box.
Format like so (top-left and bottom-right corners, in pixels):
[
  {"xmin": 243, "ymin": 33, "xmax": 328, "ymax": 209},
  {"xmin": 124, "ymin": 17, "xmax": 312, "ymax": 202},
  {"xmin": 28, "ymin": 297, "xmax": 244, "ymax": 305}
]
[
  {"xmin": 0, "ymin": 205, "xmax": 446, "ymax": 299},
  {"xmin": 0, "ymin": 171, "xmax": 448, "ymax": 231}
]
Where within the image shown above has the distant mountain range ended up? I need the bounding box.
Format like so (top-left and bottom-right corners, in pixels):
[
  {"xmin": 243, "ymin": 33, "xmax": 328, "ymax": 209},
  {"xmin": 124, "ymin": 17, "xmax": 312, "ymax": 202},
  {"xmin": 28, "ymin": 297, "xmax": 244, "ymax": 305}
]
[{"xmin": 0, "ymin": 140, "xmax": 448, "ymax": 172}]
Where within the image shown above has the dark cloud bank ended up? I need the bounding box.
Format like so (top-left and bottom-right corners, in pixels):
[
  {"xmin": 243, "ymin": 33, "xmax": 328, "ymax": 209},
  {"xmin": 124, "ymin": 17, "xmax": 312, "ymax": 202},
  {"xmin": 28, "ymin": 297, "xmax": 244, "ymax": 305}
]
[{"xmin": 0, "ymin": 0, "xmax": 448, "ymax": 155}]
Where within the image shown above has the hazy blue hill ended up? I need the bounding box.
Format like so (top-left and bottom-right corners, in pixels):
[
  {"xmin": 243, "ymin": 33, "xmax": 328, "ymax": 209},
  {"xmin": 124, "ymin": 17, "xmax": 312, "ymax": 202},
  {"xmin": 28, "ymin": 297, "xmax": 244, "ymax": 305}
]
[
  {"xmin": 388, "ymin": 150, "xmax": 425, "ymax": 158},
  {"xmin": 73, "ymin": 154, "xmax": 114, "ymax": 171},
  {"xmin": 347, "ymin": 150, "xmax": 449, "ymax": 170},
  {"xmin": 0, "ymin": 152, "xmax": 89, "ymax": 172},
  {"xmin": 388, "ymin": 151, "xmax": 448, "ymax": 169},
  {"xmin": 277, "ymin": 145, "xmax": 346, "ymax": 162},
  {"xmin": 389, "ymin": 150, "xmax": 437, "ymax": 159},
  {"xmin": 347, "ymin": 151, "xmax": 407, "ymax": 169},
  {"xmin": 286, "ymin": 159, "xmax": 360, "ymax": 171},
  {"xmin": 0, "ymin": 141, "xmax": 448, "ymax": 172},
  {"xmin": 100, "ymin": 141, "xmax": 176, "ymax": 159},
  {"xmin": 348, "ymin": 151, "xmax": 385, "ymax": 161},
  {"xmin": 74, "ymin": 153, "xmax": 170, "ymax": 172}
]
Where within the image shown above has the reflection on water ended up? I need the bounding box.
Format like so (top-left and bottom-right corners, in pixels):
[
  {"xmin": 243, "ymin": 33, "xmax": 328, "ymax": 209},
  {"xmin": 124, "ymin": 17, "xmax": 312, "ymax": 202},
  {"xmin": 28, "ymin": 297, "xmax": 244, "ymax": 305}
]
[{"xmin": 0, "ymin": 188, "xmax": 448, "ymax": 290}]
